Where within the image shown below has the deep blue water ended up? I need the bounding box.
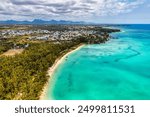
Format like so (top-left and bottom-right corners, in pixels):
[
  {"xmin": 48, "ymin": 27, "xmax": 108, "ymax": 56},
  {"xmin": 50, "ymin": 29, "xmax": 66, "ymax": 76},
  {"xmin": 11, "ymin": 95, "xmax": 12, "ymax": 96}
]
[{"xmin": 47, "ymin": 24, "xmax": 150, "ymax": 100}]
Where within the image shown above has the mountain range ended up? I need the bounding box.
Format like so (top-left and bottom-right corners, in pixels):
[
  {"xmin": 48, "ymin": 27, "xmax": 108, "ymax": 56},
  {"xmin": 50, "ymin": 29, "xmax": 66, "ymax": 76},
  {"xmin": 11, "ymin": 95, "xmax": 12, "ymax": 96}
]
[{"xmin": 0, "ymin": 19, "xmax": 86, "ymax": 25}]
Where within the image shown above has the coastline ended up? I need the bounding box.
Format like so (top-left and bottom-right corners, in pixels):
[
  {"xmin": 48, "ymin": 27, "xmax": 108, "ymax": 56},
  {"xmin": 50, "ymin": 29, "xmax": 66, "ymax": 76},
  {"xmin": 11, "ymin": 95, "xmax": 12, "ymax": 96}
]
[{"xmin": 40, "ymin": 44, "xmax": 84, "ymax": 100}]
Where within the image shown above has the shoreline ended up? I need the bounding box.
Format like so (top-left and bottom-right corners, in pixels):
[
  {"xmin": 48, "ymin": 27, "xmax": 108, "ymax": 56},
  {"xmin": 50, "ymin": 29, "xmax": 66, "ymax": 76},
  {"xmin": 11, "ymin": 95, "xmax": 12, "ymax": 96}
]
[{"xmin": 40, "ymin": 44, "xmax": 84, "ymax": 100}]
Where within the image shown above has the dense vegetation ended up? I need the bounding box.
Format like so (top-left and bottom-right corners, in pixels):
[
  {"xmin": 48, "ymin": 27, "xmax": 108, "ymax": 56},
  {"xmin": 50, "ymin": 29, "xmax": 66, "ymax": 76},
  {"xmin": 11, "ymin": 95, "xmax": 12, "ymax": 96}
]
[
  {"xmin": 0, "ymin": 41, "xmax": 80, "ymax": 99},
  {"xmin": 0, "ymin": 40, "xmax": 13, "ymax": 54},
  {"xmin": 92, "ymin": 26, "xmax": 120, "ymax": 33},
  {"xmin": 76, "ymin": 32, "xmax": 110, "ymax": 44}
]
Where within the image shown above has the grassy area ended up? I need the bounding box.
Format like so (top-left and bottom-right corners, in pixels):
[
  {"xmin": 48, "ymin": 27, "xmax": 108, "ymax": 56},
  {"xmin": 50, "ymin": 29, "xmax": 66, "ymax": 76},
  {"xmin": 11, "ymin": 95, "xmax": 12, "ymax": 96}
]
[{"xmin": 0, "ymin": 49, "xmax": 24, "ymax": 56}]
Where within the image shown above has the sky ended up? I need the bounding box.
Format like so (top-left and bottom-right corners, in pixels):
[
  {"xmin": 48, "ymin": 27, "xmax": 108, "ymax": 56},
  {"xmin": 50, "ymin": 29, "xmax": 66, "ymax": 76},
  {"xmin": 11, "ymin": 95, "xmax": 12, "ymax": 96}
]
[{"xmin": 0, "ymin": 0, "xmax": 150, "ymax": 24}]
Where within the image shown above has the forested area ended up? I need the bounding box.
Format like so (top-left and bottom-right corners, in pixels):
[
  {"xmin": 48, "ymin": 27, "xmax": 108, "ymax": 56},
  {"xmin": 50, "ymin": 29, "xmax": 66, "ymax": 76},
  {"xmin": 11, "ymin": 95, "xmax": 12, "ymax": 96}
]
[
  {"xmin": 0, "ymin": 41, "xmax": 80, "ymax": 99},
  {"xmin": 0, "ymin": 40, "xmax": 13, "ymax": 54}
]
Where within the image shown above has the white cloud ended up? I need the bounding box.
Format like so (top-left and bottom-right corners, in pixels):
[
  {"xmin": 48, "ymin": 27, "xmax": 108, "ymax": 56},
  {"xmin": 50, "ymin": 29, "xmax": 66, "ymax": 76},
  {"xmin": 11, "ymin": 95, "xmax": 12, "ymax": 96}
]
[
  {"xmin": 147, "ymin": 4, "xmax": 150, "ymax": 7},
  {"xmin": 0, "ymin": 0, "xmax": 145, "ymax": 21}
]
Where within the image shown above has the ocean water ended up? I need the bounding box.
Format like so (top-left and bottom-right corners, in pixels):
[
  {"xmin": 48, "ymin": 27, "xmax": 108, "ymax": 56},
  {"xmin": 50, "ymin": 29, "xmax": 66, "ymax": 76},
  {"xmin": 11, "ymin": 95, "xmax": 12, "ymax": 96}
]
[{"xmin": 47, "ymin": 24, "xmax": 150, "ymax": 100}]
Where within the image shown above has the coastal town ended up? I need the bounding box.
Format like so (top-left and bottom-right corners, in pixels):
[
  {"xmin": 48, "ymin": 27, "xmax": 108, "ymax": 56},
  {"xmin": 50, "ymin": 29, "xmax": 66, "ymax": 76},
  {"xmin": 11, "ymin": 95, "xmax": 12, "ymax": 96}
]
[
  {"xmin": 0, "ymin": 25, "xmax": 120, "ymax": 41},
  {"xmin": 0, "ymin": 25, "xmax": 120, "ymax": 55}
]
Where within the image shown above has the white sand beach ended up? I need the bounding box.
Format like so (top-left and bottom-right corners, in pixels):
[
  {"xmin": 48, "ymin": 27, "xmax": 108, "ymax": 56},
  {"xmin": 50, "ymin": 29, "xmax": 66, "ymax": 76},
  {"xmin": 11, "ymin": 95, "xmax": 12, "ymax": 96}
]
[{"xmin": 40, "ymin": 44, "xmax": 84, "ymax": 100}]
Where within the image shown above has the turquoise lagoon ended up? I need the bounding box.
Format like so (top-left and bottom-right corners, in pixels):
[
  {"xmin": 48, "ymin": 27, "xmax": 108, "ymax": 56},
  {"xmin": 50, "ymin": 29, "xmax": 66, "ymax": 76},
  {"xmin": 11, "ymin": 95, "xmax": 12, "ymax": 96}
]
[{"xmin": 47, "ymin": 25, "xmax": 150, "ymax": 100}]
